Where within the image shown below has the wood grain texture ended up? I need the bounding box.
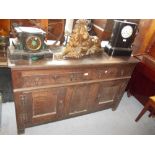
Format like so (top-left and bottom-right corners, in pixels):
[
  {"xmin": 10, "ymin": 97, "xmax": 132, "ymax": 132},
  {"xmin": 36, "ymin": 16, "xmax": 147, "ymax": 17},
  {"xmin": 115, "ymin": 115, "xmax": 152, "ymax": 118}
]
[
  {"xmin": 147, "ymin": 31, "xmax": 155, "ymax": 59},
  {"xmin": 0, "ymin": 19, "xmax": 10, "ymax": 36},
  {"xmin": 133, "ymin": 19, "xmax": 155, "ymax": 55}
]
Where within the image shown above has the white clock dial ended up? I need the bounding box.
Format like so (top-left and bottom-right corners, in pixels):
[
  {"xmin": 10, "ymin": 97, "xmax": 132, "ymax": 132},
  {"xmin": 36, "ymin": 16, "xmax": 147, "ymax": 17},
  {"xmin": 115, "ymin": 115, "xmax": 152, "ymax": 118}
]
[{"xmin": 121, "ymin": 25, "xmax": 133, "ymax": 38}]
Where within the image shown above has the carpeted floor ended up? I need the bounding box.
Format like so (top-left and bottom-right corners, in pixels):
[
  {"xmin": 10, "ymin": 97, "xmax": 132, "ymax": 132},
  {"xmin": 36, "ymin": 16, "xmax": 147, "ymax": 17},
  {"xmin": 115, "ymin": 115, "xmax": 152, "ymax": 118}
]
[{"xmin": 0, "ymin": 93, "xmax": 155, "ymax": 135}]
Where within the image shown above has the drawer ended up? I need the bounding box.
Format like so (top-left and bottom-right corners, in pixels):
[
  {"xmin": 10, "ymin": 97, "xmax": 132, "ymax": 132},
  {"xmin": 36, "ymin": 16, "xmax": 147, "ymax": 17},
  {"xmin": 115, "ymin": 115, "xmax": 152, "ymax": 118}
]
[
  {"xmin": 12, "ymin": 69, "xmax": 93, "ymax": 89},
  {"xmin": 12, "ymin": 64, "xmax": 135, "ymax": 89},
  {"xmin": 95, "ymin": 64, "xmax": 135, "ymax": 79}
]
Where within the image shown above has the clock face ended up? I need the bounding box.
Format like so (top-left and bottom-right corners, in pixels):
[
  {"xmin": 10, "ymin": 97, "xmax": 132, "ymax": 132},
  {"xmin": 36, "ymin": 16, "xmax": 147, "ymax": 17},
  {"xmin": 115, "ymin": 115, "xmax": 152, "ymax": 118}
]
[
  {"xmin": 121, "ymin": 25, "xmax": 133, "ymax": 38},
  {"xmin": 25, "ymin": 35, "xmax": 42, "ymax": 52}
]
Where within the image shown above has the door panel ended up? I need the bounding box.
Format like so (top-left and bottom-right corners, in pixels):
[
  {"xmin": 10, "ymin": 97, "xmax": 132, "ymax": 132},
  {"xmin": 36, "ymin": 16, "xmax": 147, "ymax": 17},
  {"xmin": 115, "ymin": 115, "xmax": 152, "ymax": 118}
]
[
  {"xmin": 94, "ymin": 79, "xmax": 127, "ymax": 110},
  {"xmin": 97, "ymin": 83, "xmax": 118, "ymax": 104},
  {"xmin": 23, "ymin": 87, "xmax": 66, "ymax": 125},
  {"xmin": 66, "ymin": 84, "xmax": 90, "ymax": 116},
  {"xmin": 32, "ymin": 91, "xmax": 57, "ymax": 117}
]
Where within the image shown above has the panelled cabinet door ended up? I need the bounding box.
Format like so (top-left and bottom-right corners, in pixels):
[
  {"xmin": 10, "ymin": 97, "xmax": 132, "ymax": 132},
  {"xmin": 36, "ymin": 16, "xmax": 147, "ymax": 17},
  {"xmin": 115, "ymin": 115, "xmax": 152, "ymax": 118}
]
[
  {"xmin": 65, "ymin": 84, "xmax": 91, "ymax": 117},
  {"xmin": 22, "ymin": 87, "xmax": 66, "ymax": 125},
  {"xmin": 93, "ymin": 79, "xmax": 128, "ymax": 110}
]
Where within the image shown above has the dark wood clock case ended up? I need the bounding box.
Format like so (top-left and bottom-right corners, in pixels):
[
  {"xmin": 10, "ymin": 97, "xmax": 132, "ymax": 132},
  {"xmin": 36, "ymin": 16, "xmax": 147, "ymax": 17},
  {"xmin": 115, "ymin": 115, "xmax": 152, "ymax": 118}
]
[{"xmin": 104, "ymin": 20, "xmax": 137, "ymax": 56}]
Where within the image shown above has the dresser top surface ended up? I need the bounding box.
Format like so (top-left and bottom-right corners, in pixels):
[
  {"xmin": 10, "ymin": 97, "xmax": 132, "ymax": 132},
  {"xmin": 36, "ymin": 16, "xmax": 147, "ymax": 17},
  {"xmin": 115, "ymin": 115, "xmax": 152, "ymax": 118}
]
[{"xmin": 7, "ymin": 46, "xmax": 139, "ymax": 69}]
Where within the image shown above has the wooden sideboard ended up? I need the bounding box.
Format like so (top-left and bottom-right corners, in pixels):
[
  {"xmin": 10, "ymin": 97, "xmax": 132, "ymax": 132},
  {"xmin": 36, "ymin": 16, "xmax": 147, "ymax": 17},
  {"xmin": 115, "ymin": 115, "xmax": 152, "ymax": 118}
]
[{"xmin": 8, "ymin": 47, "xmax": 138, "ymax": 134}]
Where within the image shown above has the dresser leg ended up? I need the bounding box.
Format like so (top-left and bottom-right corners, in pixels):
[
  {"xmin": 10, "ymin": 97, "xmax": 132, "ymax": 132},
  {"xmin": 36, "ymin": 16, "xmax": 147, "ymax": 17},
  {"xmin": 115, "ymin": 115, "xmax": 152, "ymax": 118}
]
[
  {"xmin": 149, "ymin": 111, "xmax": 153, "ymax": 117},
  {"xmin": 18, "ymin": 128, "xmax": 25, "ymax": 135},
  {"xmin": 112, "ymin": 107, "xmax": 117, "ymax": 111},
  {"xmin": 112, "ymin": 99, "xmax": 121, "ymax": 111},
  {"xmin": 127, "ymin": 90, "xmax": 131, "ymax": 97}
]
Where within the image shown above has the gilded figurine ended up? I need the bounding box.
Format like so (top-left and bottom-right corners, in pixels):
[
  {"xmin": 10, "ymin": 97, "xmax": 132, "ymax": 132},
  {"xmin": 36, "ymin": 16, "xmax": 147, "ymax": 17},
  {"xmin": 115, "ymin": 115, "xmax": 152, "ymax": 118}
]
[{"xmin": 57, "ymin": 19, "xmax": 101, "ymax": 59}]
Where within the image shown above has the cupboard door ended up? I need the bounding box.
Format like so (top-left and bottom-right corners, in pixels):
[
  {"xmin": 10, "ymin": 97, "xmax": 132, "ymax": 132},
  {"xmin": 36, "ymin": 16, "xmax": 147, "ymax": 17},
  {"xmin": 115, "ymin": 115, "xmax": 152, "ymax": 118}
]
[
  {"xmin": 65, "ymin": 84, "xmax": 90, "ymax": 116},
  {"xmin": 93, "ymin": 79, "xmax": 128, "ymax": 110},
  {"xmin": 23, "ymin": 87, "xmax": 66, "ymax": 125}
]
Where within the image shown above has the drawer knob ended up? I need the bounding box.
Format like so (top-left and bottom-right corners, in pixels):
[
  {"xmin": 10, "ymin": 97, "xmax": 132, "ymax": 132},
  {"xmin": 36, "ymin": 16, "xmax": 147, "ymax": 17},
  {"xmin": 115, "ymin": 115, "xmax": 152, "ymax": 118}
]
[
  {"xmin": 105, "ymin": 70, "xmax": 108, "ymax": 74},
  {"xmin": 84, "ymin": 72, "xmax": 89, "ymax": 76}
]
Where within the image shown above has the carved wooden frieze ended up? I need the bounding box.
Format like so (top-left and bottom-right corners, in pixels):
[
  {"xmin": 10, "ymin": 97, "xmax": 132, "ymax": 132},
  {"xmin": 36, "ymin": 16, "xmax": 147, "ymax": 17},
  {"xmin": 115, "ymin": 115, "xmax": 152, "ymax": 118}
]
[{"xmin": 20, "ymin": 70, "xmax": 93, "ymax": 88}]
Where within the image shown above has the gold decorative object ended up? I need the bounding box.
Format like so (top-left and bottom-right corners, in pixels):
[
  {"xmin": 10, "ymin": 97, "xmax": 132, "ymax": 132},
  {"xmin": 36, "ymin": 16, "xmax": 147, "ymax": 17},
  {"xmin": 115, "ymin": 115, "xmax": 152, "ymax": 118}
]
[{"xmin": 57, "ymin": 19, "xmax": 101, "ymax": 59}]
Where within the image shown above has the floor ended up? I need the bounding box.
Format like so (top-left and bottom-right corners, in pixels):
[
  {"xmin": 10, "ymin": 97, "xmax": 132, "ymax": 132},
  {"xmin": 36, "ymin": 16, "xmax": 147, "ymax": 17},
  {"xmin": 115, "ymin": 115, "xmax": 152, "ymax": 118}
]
[{"xmin": 0, "ymin": 93, "xmax": 155, "ymax": 135}]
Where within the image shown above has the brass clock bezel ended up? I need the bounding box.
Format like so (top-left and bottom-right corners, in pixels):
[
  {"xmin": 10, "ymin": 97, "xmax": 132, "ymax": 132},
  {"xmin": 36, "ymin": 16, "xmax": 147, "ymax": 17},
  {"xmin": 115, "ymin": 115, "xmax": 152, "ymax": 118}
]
[{"xmin": 25, "ymin": 35, "xmax": 42, "ymax": 52}]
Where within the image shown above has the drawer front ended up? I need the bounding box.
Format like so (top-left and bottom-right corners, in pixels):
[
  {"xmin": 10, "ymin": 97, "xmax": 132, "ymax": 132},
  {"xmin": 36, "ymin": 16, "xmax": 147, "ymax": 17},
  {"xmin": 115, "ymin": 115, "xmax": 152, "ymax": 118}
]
[
  {"xmin": 95, "ymin": 64, "xmax": 135, "ymax": 79},
  {"xmin": 12, "ymin": 69, "xmax": 93, "ymax": 89},
  {"xmin": 12, "ymin": 64, "xmax": 135, "ymax": 89}
]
